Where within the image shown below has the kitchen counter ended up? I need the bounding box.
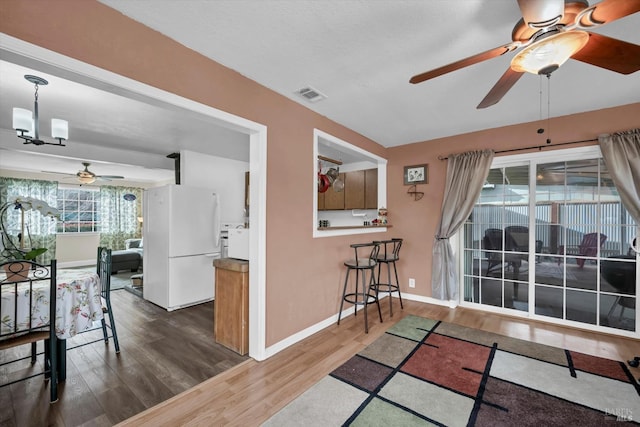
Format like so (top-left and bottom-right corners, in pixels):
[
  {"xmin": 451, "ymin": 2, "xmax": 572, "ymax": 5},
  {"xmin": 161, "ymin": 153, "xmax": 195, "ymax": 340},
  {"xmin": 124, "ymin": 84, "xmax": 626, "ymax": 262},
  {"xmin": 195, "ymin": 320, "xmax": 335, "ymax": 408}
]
[
  {"xmin": 213, "ymin": 258, "xmax": 249, "ymax": 273},
  {"xmin": 318, "ymin": 224, "xmax": 392, "ymax": 231}
]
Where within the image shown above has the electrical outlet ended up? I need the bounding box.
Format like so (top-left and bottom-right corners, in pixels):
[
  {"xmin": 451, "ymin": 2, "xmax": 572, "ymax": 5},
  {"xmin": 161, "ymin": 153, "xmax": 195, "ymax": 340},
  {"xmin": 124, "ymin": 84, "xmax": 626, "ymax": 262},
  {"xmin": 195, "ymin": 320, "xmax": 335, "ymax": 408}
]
[{"xmin": 409, "ymin": 278, "xmax": 416, "ymax": 288}]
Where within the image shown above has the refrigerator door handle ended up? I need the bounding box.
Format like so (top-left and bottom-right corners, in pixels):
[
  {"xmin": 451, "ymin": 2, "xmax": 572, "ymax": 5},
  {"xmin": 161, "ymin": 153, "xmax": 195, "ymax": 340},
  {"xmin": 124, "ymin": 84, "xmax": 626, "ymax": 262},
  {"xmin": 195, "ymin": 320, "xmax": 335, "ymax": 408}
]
[{"xmin": 213, "ymin": 193, "xmax": 221, "ymax": 248}]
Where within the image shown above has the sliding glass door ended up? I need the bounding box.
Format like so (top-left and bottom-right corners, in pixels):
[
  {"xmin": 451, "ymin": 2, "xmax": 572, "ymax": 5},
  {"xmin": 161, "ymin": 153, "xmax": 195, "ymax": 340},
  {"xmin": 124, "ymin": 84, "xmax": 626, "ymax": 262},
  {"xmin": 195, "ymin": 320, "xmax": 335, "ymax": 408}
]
[{"xmin": 462, "ymin": 147, "xmax": 638, "ymax": 334}]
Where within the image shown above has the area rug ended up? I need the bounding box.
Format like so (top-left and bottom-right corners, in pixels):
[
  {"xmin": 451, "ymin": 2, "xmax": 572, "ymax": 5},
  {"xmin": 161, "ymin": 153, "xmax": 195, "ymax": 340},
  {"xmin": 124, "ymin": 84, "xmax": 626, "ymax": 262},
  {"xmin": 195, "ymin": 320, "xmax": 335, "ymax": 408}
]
[{"xmin": 264, "ymin": 315, "xmax": 640, "ymax": 426}]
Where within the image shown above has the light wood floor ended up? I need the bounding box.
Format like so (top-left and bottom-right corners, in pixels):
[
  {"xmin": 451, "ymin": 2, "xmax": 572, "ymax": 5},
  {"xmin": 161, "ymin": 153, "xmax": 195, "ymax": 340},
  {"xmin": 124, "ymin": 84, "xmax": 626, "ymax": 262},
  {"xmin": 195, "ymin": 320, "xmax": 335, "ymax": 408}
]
[{"xmin": 119, "ymin": 298, "xmax": 640, "ymax": 427}]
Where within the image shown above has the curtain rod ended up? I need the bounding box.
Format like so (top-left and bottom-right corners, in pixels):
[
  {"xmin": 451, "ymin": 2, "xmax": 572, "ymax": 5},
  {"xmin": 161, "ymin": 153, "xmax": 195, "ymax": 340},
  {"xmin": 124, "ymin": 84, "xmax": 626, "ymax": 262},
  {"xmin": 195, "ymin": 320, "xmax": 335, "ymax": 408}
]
[{"xmin": 437, "ymin": 137, "xmax": 598, "ymax": 160}]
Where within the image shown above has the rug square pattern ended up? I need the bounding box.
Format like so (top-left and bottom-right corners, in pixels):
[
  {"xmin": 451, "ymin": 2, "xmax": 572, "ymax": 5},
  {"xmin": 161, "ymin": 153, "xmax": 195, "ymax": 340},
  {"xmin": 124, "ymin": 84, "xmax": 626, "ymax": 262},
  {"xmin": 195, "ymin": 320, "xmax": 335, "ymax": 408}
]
[
  {"xmin": 262, "ymin": 376, "xmax": 368, "ymax": 427},
  {"xmin": 385, "ymin": 315, "xmax": 437, "ymax": 341},
  {"xmin": 490, "ymin": 350, "xmax": 640, "ymax": 415},
  {"xmin": 357, "ymin": 333, "xmax": 418, "ymax": 368},
  {"xmin": 477, "ymin": 376, "xmax": 615, "ymax": 427},
  {"xmin": 435, "ymin": 321, "xmax": 567, "ymax": 366},
  {"xmin": 331, "ymin": 355, "xmax": 393, "ymax": 392},
  {"xmin": 349, "ymin": 397, "xmax": 435, "ymax": 426},
  {"xmin": 402, "ymin": 333, "xmax": 491, "ymax": 397},
  {"xmin": 569, "ymin": 350, "xmax": 629, "ymax": 381},
  {"xmin": 378, "ymin": 371, "xmax": 475, "ymax": 426}
]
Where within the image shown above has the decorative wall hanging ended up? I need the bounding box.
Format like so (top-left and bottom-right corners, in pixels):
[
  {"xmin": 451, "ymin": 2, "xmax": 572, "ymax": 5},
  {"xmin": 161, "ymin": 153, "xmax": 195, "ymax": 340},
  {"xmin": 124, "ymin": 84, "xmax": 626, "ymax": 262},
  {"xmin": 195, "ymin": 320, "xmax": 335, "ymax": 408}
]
[{"xmin": 404, "ymin": 164, "xmax": 428, "ymax": 185}]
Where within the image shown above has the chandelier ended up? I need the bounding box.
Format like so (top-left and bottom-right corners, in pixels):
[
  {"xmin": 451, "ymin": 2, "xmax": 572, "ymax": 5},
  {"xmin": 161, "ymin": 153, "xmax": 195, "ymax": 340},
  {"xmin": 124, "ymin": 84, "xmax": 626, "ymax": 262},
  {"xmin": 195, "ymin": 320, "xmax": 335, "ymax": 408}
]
[{"xmin": 12, "ymin": 75, "xmax": 68, "ymax": 146}]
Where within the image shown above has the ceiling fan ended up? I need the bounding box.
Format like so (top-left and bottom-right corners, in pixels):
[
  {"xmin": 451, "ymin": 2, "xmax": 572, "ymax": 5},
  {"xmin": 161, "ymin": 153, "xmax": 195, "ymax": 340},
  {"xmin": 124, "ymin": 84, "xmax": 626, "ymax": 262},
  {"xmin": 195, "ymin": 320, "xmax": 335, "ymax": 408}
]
[
  {"xmin": 44, "ymin": 162, "xmax": 125, "ymax": 184},
  {"xmin": 409, "ymin": 0, "xmax": 640, "ymax": 108}
]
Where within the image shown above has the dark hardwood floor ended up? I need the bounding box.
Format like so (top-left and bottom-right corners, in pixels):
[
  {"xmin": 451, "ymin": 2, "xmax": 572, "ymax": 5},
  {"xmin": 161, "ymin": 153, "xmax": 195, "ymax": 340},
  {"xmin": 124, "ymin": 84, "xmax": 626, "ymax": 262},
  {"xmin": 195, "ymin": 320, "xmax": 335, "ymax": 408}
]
[{"xmin": 0, "ymin": 289, "xmax": 249, "ymax": 426}]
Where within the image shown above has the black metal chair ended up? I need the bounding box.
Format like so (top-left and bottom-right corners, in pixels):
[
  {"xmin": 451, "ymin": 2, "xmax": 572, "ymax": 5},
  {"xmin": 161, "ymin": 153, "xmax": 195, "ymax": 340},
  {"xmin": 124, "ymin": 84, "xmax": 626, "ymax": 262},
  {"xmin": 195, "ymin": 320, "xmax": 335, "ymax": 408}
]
[
  {"xmin": 96, "ymin": 247, "xmax": 120, "ymax": 353},
  {"xmin": 483, "ymin": 228, "xmax": 521, "ymax": 276},
  {"xmin": 337, "ymin": 242, "xmax": 382, "ymax": 333},
  {"xmin": 372, "ymin": 238, "xmax": 403, "ymax": 317},
  {"xmin": 0, "ymin": 259, "xmax": 58, "ymax": 403}
]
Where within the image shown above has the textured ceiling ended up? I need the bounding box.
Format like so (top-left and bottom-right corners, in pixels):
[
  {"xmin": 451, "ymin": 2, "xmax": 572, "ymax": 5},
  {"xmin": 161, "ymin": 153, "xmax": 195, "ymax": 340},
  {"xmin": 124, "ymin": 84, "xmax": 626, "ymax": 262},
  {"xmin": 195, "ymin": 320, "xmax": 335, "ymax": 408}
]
[{"xmin": 100, "ymin": 0, "xmax": 640, "ymax": 147}]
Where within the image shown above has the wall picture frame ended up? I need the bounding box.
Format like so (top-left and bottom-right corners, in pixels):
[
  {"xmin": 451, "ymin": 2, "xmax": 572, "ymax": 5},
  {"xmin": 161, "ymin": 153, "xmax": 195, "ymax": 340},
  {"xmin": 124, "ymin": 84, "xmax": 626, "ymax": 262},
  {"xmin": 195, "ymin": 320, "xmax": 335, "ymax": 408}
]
[{"xmin": 404, "ymin": 164, "xmax": 428, "ymax": 185}]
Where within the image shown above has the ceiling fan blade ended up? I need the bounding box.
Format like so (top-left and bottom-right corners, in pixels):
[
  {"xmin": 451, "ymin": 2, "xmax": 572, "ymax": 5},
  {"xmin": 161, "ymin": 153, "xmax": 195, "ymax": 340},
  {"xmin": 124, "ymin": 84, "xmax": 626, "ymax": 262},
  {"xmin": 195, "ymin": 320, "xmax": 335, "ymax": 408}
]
[
  {"xmin": 96, "ymin": 175, "xmax": 125, "ymax": 181},
  {"xmin": 41, "ymin": 170, "xmax": 76, "ymax": 176},
  {"xmin": 581, "ymin": 0, "xmax": 640, "ymax": 26},
  {"xmin": 571, "ymin": 32, "xmax": 640, "ymax": 74},
  {"xmin": 409, "ymin": 44, "xmax": 516, "ymax": 84},
  {"xmin": 477, "ymin": 68, "xmax": 524, "ymax": 109}
]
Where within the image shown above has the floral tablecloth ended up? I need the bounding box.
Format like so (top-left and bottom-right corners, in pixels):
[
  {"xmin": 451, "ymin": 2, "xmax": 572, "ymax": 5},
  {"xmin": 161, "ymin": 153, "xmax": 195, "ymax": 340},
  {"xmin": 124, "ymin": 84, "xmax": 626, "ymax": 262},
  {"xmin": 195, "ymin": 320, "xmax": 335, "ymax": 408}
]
[{"xmin": 1, "ymin": 269, "xmax": 104, "ymax": 340}]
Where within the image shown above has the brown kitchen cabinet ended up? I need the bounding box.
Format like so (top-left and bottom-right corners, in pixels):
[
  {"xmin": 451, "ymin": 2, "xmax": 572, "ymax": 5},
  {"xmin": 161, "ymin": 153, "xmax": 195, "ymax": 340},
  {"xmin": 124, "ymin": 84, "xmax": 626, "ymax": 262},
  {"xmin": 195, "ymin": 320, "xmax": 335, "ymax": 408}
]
[
  {"xmin": 365, "ymin": 168, "xmax": 378, "ymax": 209},
  {"xmin": 213, "ymin": 258, "xmax": 249, "ymax": 355},
  {"xmin": 318, "ymin": 173, "xmax": 345, "ymax": 210},
  {"xmin": 318, "ymin": 169, "xmax": 377, "ymax": 211},
  {"xmin": 345, "ymin": 170, "xmax": 365, "ymax": 209}
]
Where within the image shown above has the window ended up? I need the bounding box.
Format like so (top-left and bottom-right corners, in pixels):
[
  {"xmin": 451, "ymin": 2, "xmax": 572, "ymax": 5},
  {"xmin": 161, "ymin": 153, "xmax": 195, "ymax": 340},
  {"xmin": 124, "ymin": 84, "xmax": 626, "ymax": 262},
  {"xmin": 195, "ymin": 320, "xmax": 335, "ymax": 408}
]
[
  {"xmin": 461, "ymin": 146, "xmax": 637, "ymax": 334},
  {"xmin": 56, "ymin": 187, "xmax": 100, "ymax": 233}
]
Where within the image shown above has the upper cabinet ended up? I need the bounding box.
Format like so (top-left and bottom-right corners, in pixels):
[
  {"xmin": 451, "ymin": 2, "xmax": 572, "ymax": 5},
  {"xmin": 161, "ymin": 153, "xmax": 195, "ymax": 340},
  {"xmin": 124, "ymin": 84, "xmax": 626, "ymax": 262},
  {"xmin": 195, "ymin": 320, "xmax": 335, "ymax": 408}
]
[
  {"xmin": 319, "ymin": 169, "xmax": 377, "ymax": 211},
  {"xmin": 344, "ymin": 170, "xmax": 365, "ymax": 209},
  {"xmin": 364, "ymin": 168, "xmax": 377, "ymax": 209},
  {"xmin": 318, "ymin": 172, "xmax": 346, "ymax": 210}
]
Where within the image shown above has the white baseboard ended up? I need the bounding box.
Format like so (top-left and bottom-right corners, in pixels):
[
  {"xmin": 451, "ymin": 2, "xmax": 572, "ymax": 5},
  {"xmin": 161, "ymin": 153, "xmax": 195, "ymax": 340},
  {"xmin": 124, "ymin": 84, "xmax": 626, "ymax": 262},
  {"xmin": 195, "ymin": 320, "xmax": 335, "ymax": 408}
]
[
  {"xmin": 263, "ymin": 292, "xmax": 459, "ymax": 358},
  {"xmin": 264, "ymin": 293, "xmax": 404, "ymax": 358},
  {"xmin": 401, "ymin": 292, "xmax": 457, "ymax": 308}
]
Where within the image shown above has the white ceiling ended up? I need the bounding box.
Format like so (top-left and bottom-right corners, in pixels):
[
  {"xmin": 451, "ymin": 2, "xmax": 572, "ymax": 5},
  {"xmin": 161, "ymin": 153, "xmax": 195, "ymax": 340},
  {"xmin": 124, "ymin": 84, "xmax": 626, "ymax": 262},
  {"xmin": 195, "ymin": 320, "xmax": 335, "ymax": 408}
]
[
  {"xmin": 99, "ymin": 0, "xmax": 640, "ymax": 146},
  {"xmin": 0, "ymin": 59, "xmax": 250, "ymax": 184},
  {"xmin": 1, "ymin": 0, "xmax": 639, "ymax": 181}
]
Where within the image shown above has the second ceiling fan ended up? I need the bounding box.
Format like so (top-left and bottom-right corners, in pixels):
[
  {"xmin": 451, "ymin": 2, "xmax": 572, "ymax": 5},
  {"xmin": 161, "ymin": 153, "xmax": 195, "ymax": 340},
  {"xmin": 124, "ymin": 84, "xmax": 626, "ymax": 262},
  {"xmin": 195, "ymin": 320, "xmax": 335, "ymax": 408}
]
[
  {"xmin": 45, "ymin": 162, "xmax": 125, "ymax": 185},
  {"xmin": 409, "ymin": 0, "xmax": 640, "ymax": 108}
]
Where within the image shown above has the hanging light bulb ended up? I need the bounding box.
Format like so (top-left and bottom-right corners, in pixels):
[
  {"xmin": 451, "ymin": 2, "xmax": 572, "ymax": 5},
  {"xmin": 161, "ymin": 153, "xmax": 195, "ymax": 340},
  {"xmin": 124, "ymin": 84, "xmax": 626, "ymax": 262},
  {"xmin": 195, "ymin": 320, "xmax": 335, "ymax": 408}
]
[
  {"xmin": 511, "ymin": 31, "xmax": 589, "ymax": 75},
  {"xmin": 12, "ymin": 75, "xmax": 69, "ymax": 146}
]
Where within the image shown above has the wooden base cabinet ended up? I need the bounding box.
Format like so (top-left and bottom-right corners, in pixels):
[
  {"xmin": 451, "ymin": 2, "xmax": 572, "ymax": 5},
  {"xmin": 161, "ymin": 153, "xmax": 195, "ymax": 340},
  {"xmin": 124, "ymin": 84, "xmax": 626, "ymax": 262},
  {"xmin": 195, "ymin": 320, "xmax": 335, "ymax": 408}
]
[{"xmin": 213, "ymin": 259, "xmax": 249, "ymax": 355}]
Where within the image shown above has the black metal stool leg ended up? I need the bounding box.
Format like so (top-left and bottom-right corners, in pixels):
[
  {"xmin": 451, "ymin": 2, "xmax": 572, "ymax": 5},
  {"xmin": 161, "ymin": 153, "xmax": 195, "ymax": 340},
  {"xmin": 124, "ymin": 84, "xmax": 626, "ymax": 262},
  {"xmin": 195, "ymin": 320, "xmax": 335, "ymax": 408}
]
[
  {"xmin": 370, "ymin": 268, "xmax": 383, "ymax": 323},
  {"xmin": 392, "ymin": 260, "xmax": 403, "ymax": 309},
  {"xmin": 385, "ymin": 261, "xmax": 394, "ymax": 316},
  {"xmin": 337, "ymin": 269, "xmax": 350, "ymax": 325},
  {"xmin": 361, "ymin": 267, "xmax": 368, "ymax": 333}
]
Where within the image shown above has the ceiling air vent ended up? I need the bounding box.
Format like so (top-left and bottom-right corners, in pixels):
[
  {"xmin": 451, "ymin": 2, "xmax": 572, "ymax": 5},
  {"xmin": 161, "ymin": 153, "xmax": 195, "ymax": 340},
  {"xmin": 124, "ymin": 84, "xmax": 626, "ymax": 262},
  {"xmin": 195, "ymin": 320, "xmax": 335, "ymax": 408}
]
[{"xmin": 296, "ymin": 86, "xmax": 327, "ymax": 103}]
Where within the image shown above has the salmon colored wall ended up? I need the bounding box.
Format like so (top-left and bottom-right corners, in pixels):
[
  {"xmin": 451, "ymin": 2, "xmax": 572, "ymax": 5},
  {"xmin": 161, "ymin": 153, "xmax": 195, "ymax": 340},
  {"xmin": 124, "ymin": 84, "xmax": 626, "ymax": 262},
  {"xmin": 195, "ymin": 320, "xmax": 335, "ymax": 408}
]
[
  {"xmin": 2, "ymin": 2, "xmax": 639, "ymax": 348},
  {"xmin": 387, "ymin": 103, "xmax": 640, "ymax": 298},
  {"xmin": 0, "ymin": 0, "xmax": 392, "ymax": 346}
]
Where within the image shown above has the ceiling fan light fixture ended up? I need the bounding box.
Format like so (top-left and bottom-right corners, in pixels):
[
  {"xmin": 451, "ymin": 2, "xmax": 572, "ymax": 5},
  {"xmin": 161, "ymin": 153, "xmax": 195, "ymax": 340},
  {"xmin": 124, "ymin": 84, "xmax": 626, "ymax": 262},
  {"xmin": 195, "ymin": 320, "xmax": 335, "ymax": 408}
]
[
  {"xmin": 510, "ymin": 31, "xmax": 589, "ymax": 75},
  {"xmin": 78, "ymin": 175, "xmax": 96, "ymax": 184}
]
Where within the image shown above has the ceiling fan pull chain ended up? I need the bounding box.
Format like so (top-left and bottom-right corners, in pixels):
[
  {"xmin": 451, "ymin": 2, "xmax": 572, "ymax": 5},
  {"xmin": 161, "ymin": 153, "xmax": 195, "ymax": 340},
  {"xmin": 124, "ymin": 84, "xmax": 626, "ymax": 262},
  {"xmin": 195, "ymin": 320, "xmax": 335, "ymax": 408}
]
[
  {"xmin": 546, "ymin": 74, "xmax": 551, "ymax": 145},
  {"xmin": 536, "ymin": 74, "xmax": 546, "ymax": 136}
]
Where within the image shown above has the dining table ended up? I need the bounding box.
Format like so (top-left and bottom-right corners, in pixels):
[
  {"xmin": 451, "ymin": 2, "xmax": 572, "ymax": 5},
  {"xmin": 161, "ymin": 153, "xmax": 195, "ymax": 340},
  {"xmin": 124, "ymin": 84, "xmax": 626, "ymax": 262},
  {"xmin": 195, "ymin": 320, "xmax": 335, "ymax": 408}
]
[{"xmin": 0, "ymin": 267, "xmax": 104, "ymax": 380}]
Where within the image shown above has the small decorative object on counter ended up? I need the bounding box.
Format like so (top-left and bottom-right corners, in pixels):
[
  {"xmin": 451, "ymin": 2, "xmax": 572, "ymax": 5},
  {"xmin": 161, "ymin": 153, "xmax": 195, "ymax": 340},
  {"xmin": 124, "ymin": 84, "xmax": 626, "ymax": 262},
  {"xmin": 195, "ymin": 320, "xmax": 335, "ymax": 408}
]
[
  {"xmin": 378, "ymin": 207, "xmax": 388, "ymax": 225},
  {"xmin": 318, "ymin": 219, "xmax": 330, "ymax": 228}
]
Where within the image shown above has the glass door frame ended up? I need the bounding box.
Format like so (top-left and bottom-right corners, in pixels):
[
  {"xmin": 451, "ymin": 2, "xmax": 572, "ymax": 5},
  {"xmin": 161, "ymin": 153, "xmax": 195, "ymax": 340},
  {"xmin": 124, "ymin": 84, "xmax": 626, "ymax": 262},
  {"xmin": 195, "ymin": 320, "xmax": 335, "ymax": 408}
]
[{"xmin": 457, "ymin": 145, "xmax": 639, "ymax": 338}]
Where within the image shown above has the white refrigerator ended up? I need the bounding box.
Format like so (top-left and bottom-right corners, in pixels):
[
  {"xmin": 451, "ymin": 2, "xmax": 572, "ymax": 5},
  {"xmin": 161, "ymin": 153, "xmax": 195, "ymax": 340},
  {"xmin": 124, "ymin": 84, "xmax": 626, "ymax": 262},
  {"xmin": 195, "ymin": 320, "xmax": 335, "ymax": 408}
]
[{"xmin": 143, "ymin": 184, "xmax": 221, "ymax": 311}]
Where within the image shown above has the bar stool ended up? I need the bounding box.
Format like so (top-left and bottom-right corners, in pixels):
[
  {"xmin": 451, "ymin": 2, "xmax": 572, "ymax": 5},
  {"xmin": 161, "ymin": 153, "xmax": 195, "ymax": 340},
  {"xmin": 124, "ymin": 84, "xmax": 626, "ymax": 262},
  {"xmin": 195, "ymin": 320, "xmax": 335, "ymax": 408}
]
[
  {"xmin": 372, "ymin": 238, "xmax": 403, "ymax": 317},
  {"xmin": 337, "ymin": 242, "xmax": 382, "ymax": 333}
]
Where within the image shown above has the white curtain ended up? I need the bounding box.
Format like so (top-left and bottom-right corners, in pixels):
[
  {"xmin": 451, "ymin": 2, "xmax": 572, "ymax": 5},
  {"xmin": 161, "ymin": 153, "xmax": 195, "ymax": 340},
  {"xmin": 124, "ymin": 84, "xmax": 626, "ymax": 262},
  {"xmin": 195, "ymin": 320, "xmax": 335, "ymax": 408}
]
[
  {"xmin": 599, "ymin": 129, "xmax": 640, "ymax": 225},
  {"xmin": 0, "ymin": 177, "xmax": 58, "ymax": 264},
  {"xmin": 99, "ymin": 186, "xmax": 143, "ymax": 250},
  {"xmin": 432, "ymin": 149, "xmax": 494, "ymax": 301}
]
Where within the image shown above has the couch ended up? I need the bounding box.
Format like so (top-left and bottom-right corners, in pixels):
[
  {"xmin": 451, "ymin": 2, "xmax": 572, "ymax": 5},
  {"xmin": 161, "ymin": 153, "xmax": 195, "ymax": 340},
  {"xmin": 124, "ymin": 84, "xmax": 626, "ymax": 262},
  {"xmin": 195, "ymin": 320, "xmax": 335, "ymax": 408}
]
[{"xmin": 111, "ymin": 238, "xmax": 143, "ymax": 273}]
